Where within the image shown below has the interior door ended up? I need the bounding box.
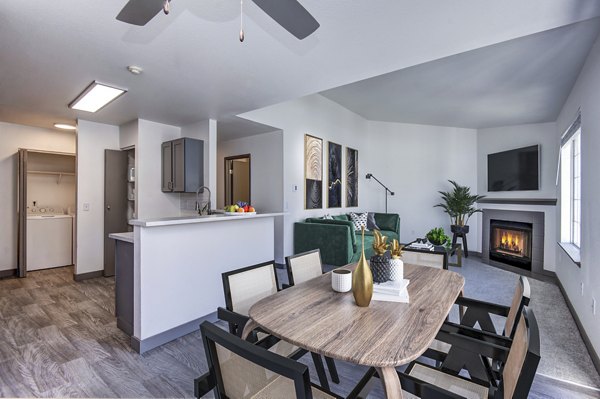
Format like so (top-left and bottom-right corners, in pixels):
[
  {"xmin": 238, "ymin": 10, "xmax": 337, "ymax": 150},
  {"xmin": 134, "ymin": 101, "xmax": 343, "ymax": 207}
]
[
  {"xmin": 104, "ymin": 150, "xmax": 129, "ymax": 277},
  {"xmin": 17, "ymin": 149, "xmax": 28, "ymax": 278}
]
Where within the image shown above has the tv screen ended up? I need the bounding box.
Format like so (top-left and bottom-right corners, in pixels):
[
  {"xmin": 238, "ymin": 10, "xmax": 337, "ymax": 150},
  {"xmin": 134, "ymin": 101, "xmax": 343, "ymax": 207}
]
[{"xmin": 487, "ymin": 145, "xmax": 540, "ymax": 192}]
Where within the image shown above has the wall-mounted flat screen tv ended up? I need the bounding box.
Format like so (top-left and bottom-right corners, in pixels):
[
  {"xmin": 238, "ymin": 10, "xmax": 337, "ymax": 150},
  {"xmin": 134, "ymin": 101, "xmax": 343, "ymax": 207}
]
[{"xmin": 487, "ymin": 145, "xmax": 540, "ymax": 192}]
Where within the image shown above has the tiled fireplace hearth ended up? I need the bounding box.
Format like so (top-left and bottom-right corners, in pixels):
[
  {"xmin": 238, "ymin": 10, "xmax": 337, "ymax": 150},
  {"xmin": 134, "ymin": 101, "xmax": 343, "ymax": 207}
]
[{"xmin": 482, "ymin": 209, "xmax": 544, "ymax": 274}]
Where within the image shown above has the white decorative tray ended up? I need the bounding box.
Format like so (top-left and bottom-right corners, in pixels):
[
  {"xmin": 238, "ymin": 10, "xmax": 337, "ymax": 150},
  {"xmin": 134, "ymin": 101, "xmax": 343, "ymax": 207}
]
[{"xmin": 224, "ymin": 212, "xmax": 257, "ymax": 216}]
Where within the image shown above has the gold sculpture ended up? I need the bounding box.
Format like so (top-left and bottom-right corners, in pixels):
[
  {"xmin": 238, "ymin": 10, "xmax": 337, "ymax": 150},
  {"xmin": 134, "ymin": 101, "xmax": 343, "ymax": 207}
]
[
  {"xmin": 372, "ymin": 229, "xmax": 389, "ymax": 255},
  {"xmin": 391, "ymin": 239, "xmax": 404, "ymax": 259},
  {"xmin": 353, "ymin": 228, "xmax": 373, "ymax": 307}
]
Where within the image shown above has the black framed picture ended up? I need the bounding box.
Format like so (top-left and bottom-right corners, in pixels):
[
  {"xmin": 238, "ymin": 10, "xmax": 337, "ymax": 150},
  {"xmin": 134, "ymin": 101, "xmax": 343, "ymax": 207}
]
[
  {"xmin": 328, "ymin": 142, "xmax": 342, "ymax": 208},
  {"xmin": 346, "ymin": 147, "xmax": 358, "ymax": 207}
]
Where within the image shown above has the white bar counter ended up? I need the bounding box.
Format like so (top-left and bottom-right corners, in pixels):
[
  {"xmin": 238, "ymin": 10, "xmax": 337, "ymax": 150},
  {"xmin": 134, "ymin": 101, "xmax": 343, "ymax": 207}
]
[{"xmin": 129, "ymin": 212, "xmax": 283, "ymax": 353}]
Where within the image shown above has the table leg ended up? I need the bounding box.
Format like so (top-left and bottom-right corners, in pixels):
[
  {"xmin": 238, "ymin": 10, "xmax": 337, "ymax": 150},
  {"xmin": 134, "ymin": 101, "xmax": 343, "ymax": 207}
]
[
  {"xmin": 241, "ymin": 319, "xmax": 259, "ymax": 340},
  {"xmin": 376, "ymin": 367, "xmax": 403, "ymax": 399}
]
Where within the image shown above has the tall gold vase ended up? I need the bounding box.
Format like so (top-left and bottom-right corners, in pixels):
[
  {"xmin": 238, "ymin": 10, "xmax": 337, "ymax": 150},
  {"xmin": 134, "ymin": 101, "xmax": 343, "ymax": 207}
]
[{"xmin": 352, "ymin": 228, "xmax": 373, "ymax": 307}]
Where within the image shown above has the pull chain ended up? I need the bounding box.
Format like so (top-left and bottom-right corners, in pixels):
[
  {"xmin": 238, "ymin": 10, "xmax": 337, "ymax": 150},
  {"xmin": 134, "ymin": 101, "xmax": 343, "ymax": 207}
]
[{"xmin": 239, "ymin": 0, "xmax": 245, "ymax": 42}]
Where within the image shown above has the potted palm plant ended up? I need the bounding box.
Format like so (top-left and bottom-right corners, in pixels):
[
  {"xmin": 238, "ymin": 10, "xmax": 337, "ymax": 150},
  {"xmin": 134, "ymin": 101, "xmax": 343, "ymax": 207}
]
[{"xmin": 434, "ymin": 180, "xmax": 485, "ymax": 235}]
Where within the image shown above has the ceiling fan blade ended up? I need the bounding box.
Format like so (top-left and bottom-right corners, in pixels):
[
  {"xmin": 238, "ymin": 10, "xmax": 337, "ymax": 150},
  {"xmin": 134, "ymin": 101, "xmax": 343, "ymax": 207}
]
[
  {"xmin": 252, "ymin": 0, "xmax": 319, "ymax": 40},
  {"xmin": 116, "ymin": 0, "xmax": 165, "ymax": 26}
]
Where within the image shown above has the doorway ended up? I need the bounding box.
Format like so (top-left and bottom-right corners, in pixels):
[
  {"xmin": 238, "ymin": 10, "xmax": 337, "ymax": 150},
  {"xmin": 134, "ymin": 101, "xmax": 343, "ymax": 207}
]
[{"xmin": 224, "ymin": 154, "xmax": 251, "ymax": 206}]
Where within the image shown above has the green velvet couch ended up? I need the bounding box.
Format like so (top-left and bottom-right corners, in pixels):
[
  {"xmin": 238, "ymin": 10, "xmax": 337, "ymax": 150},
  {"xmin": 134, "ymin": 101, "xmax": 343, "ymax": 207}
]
[{"xmin": 294, "ymin": 213, "xmax": 400, "ymax": 266}]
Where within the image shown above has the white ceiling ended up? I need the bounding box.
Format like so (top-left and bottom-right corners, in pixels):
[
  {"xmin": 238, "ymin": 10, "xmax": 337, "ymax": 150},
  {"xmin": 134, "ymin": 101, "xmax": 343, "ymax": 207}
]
[
  {"xmin": 1, "ymin": 1, "xmax": 600, "ymax": 131},
  {"xmin": 217, "ymin": 116, "xmax": 278, "ymax": 142},
  {"xmin": 321, "ymin": 18, "xmax": 600, "ymax": 129}
]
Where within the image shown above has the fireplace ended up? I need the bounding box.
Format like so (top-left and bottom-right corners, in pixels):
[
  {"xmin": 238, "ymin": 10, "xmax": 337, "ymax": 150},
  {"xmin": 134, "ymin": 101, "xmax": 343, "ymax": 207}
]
[{"xmin": 489, "ymin": 219, "xmax": 533, "ymax": 270}]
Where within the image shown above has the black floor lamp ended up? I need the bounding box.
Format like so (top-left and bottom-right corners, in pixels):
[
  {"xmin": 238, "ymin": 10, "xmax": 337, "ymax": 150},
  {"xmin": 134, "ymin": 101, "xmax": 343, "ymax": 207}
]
[{"xmin": 366, "ymin": 173, "xmax": 394, "ymax": 213}]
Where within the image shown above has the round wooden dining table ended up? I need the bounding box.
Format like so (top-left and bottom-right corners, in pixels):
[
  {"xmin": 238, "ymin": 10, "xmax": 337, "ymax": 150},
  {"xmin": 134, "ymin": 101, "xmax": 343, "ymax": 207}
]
[{"xmin": 243, "ymin": 262, "xmax": 465, "ymax": 399}]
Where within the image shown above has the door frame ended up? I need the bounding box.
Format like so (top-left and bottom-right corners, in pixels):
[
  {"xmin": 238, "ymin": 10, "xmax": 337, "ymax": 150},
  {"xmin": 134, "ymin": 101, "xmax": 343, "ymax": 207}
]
[{"xmin": 224, "ymin": 154, "xmax": 251, "ymax": 205}]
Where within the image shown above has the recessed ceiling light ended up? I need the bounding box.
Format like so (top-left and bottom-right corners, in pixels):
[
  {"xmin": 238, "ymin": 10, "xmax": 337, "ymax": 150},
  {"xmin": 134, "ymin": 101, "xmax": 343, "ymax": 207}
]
[
  {"xmin": 54, "ymin": 123, "xmax": 77, "ymax": 130},
  {"xmin": 69, "ymin": 81, "xmax": 127, "ymax": 113},
  {"xmin": 127, "ymin": 65, "xmax": 143, "ymax": 75}
]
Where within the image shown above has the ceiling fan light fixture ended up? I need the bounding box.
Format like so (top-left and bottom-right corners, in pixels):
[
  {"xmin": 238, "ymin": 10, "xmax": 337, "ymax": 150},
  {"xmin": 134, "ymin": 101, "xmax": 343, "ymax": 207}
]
[{"xmin": 69, "ymin": 81, "xmax": 127, "ymax": 113}]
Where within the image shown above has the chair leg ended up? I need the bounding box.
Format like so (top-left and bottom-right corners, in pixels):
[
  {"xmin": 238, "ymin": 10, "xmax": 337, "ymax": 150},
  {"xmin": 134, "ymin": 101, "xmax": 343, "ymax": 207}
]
[
  {"xmin": 325, "ymin": 356, "xmax": 340, "ymax": 384},
  {"xmin": 311, "ymin": 352, "xmax": 331, "ymax": 391}
]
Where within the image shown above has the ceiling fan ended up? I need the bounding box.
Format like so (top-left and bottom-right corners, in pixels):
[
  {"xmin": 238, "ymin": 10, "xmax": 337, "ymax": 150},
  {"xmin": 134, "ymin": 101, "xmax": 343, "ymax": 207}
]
[{"xmin": 116, "ymin": 0, "xmax": 320, "ymax": 40}]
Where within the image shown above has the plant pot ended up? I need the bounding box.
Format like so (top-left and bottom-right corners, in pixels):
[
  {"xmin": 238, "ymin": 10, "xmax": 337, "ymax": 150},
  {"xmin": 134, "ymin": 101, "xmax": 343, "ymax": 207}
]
[
  {"xmin": 369, "ymin": 254, "xmax": 391, "ymax": 283},
  {"xmin": 389, "ymin": 257, "xmax": 404, "ymax": 281},
  {"xmin": 451, "ymin": 225, "xmax": 470, "ymax": 235},
  {"xmin": 426, "ymin": 236, "xmax": 447, "ymax": 246}
]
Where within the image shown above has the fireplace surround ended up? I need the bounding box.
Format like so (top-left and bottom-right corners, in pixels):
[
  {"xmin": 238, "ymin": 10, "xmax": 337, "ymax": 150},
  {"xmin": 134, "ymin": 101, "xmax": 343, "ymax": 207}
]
[
  {"xmin": 482, "ymin": 209, "xmax": 544, "ymax": 274},
  {"xmin": 489, "ymin": 219, "xmax": 533, "ymax": 269}
]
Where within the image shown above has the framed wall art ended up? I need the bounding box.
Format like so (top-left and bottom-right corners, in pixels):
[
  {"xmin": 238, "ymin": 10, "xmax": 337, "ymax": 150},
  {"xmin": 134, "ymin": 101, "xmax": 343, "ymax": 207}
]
[
  {"xmin": 304, "ymin": 134, "xmax": 323, "ymax": 209},
  {"xmin": 327, "ymin": 141, "xmax": 342, "ymax": 208},
  {"xmin": 346, "ymin": 147, "xmax": 358, "ymax": 207}
]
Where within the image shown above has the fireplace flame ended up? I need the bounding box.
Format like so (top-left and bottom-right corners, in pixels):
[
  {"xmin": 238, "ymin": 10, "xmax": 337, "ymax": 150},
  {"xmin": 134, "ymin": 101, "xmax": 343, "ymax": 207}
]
[{"xmin": 500, "ymin": 231, "xmax": 522, "ymax": 253}]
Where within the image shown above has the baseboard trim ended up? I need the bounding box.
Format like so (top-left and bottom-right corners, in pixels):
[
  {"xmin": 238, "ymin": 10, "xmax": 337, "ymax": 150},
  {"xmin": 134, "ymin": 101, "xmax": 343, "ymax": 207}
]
[
  {"xmin": 131, "ymin": 311, "xmax": 218, "ymax": 354},
  {"xmin": 73, "ymin": 270, "xmax": 103, "ymax": 281},
  {"xmin": 556, "ymin": 278, "xmax": 600, "ymax": 378},
  {"xmin": 0, "ymin": 269, "xmax": 17, "ymax": 279}
]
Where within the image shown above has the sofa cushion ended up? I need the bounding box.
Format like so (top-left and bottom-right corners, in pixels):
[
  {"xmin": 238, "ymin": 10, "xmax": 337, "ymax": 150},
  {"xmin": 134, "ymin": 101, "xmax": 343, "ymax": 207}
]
[
  {"xmin": 332, "ymin": 214, "xmax": 349, "ymax": 221},
  {"xmin": 349, "ymin": 212, "xmax": 368, "ymax": 231},
  {"xmin": 374, "ymin": 213, "xmax": 400, "ymax": 235},
  {"xmin": 305, "ymin": 218, "xmax": 357, "ymax": 250}
]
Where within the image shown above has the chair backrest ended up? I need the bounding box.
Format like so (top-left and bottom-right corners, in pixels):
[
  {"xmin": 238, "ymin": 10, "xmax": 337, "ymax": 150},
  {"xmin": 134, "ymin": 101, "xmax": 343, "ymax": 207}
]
[
  {"xmin": 286, "ymin": 249, "xmax": 323, "ymax": 286},
  {"xmin": 500, "ymin": 307, "xmax": 540, "ymax": 399},
  {"xmin": 504, "ymin": 276, "xmax": 531, "ymax": 339},
  {"xmin": 222, "ymin": 261, "xmax": 279, "ymax": 316},
  {"xmin": 200, "ymin": 321, "xmax": 312, "ymax": 399}
]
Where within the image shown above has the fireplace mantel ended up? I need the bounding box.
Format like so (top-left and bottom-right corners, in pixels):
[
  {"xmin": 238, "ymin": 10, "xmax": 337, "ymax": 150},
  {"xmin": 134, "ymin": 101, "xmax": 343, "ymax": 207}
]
[{"xmin": 477, "ymin": 198, "xmax": 557, "ymax": 206}]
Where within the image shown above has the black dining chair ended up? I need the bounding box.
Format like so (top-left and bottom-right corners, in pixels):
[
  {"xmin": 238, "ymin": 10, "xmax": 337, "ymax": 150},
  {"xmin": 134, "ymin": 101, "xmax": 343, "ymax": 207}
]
[
  {"xmin": 195, "ymin": 321, "xmax": 375, "ymax": 399},
  {"xmin": 396, "ymin": 307, "xmax": 541, "ymax": 399},
  {"xmin": 217, "ymin": 261, "xmax": 337, "ymax": 390}
]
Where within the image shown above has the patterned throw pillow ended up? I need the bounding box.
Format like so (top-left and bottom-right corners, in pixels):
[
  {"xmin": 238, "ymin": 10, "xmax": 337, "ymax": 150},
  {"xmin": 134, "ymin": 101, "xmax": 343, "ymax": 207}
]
[
  {"xmin": 323, "ymin": 214, "xmax": 334, "ymax": 220},
  {"xmin": 349, "ymin": 212, "xmax": 368, "ymax": 231}
]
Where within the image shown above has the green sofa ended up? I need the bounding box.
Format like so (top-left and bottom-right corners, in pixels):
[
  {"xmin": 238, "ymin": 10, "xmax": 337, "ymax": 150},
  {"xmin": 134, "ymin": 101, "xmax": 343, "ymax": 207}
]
[{"xmin": 294, "ymin": 213, "xmax": 400, "ymax": 266}]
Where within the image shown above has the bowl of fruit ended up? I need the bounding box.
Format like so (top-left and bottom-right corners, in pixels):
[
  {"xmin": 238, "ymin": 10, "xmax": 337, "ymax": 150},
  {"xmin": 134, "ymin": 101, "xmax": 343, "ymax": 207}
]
[{"xmin": 224, "ymin": 201, "xmax": 256, "ymax": 215}]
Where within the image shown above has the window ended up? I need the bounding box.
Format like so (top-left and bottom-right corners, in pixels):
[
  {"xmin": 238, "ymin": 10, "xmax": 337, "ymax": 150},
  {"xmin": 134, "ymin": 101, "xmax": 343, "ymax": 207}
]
[{"xmin": 560, "ymin": 113, "xmax": 582, "ymax": 262}]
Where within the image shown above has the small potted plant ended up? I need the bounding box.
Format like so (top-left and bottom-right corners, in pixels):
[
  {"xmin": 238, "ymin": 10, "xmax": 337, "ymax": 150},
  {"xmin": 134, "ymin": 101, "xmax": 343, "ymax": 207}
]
[
  {"xmin": 426, "ymin": 227, "xmax": 449, "ymax": 246},
  {"xmin": 369, "ymin": 230, "xmax": 390, "ymax": 283},
  {"xmin": 389, "ymin": 239, "xmax": 404, "ymax": 281},
  {"xmin": 434, "ymin": 180, "xmax": 485, "ymax": 236}
]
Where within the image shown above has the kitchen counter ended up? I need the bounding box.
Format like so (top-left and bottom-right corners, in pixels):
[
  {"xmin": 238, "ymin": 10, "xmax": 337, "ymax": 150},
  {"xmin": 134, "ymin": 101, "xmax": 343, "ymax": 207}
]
[
  {"xmin": 108, "ymin": 232, "xmax": 134, "ymax": 243},
  {"xmin": 125, "ymin": 212, "xmax": 282, "ymax": 354},
  {"xmin": 129, "ymin": 212, "xmax": 285, "ymax": 227}
]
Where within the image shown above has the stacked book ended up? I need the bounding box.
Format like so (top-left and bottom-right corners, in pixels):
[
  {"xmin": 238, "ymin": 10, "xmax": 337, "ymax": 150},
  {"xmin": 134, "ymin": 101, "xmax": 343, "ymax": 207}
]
[
  {"xmin": 372, "ymin": 279, "xmax": 410, "ymax": 303},
  {"xmin": 407, "ymin": 241, "xmax": 434, "ymax": 251}
]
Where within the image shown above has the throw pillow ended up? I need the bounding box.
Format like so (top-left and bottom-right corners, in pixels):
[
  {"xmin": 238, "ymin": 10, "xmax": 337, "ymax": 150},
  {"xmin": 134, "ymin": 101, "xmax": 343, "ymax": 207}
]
[
  {"xmin": 323, "ymin": 214, "xmax": 334, "ymax": 220},
  {"xmin": 349, "ymin": 212, "xmax": 368, "ymax": 231},
  {"xmin": 367, "ymin": 212, "xmax": 380, "ymax": 230}
]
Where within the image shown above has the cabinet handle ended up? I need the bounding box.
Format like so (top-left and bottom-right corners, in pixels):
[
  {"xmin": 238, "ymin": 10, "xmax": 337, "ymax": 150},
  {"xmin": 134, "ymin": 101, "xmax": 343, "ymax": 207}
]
[{"xmin": 107, "ymin": 205, "xmax": 111, "ymax": 210}]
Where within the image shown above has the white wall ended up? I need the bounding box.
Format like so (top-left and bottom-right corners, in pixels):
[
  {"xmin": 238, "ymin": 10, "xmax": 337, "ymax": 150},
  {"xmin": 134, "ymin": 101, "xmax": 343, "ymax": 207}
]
[
  {"xmin": 0, "ymin": 122, "xmax": 76, "ymax": 272},
  {"xmin": 367, "ymin": 121, "xmax": 479, "ymax": 249},
  {"xmin": 76, "ymin": 120, "xmax": 120, "ymax": 275},
  {"xmin": 217, "ymin": 131, "xmax": 285, "ymax": 261},
  {"xmin": 477, "ymin": 122, "xmax": 558, "ymax": 199},
  {"xmin": 181, "ymin": 119, "xmax": 217, "ymax": 213},
  {"xmin": 554, "ymin": 33, "xmax": 600, "ymax": 357},
  {"xmin": 27, "ymin": 174, "xmax": 76, "ymax": 212},
  {"xmin": 240, "ymin": 94, "xmax": 375, "ymax": 260},
  {"xmin": 136, "ymin": 119, "xmax": 181, "ymax": 219},
  {"xmin": 240, "ymin": 94, "xmax": 480, "ymax": 259},
  {"xmin": 119, "ymin": 120, "xmax": 138, "ymax": 149}
]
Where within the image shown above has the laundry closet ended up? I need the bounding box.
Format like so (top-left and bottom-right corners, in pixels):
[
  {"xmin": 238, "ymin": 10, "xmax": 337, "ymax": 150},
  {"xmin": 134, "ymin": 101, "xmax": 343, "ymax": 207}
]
[{"xmin": 17, "ymin": 149, "xmax": 76, "ymax": 277}]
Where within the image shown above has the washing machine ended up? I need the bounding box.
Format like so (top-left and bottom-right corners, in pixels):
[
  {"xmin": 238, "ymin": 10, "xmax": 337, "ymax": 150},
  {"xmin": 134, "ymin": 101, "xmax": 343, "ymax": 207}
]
[{"xmin": 26, "ymin": 214, "xmax": 73, "ymax": 271}]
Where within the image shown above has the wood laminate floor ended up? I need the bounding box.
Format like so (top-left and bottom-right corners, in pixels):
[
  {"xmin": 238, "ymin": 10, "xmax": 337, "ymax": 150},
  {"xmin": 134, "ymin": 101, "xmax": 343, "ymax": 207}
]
[{"xmin": 0, "ymin": 266, "xmax": 599, "ymax": 398}]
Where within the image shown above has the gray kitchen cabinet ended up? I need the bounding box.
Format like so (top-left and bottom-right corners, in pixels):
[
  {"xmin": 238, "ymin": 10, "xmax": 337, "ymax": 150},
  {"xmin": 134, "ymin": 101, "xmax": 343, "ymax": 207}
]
[{"xmin": 161, "ymin": 137, "xmax": 204, "ymax": 193}]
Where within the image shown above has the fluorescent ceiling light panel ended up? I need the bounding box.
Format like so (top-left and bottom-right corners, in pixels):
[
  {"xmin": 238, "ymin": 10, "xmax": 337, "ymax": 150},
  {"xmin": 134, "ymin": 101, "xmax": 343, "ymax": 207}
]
[{"xmin": 69, "ymin": 81, "xmax": 126, "ymax": 112}]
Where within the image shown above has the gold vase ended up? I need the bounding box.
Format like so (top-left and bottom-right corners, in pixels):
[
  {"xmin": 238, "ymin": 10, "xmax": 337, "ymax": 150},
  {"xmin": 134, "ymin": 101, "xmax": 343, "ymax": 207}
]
[{"xmin": 352, "ymin": 228, "xmax": 373, "ymax": 307}]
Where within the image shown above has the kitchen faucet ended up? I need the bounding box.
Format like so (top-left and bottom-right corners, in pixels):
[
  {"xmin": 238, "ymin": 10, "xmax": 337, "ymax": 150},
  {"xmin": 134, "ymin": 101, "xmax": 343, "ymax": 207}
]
[{"xmin": 195, "ymin": 186, "xmax": 212, "ymax": 215}]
